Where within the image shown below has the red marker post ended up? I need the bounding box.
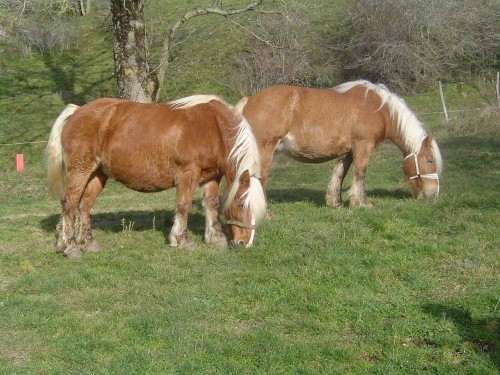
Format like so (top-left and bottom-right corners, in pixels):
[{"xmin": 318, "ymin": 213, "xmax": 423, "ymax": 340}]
[{"xmin": 16, "ymin": 154, "xmax": 24, "ymax": 172}]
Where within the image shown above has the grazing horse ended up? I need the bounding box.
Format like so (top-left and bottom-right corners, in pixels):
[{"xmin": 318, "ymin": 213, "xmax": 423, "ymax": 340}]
[
  {"xmin": 45, "ymin": 95, "xmax": 266, "ymax": 259},
  {"xmin": 236, "ymin": 80, "xmax": 443, "ymax": 207}
]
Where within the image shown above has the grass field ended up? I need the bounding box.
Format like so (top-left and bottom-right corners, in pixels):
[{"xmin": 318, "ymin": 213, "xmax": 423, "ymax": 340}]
[
  {"xmin": 1, "ymin": 3, "xmax": 499, "ymax": 373},
  {"xmin": 0, "ymin": 132, "xmax": 499, "ymax": 373}
]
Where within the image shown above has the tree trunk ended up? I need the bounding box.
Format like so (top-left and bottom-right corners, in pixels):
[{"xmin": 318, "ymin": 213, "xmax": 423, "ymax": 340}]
[
  {"xmin": 110, "ymin": 0, "xmax": 157, "ymax": 102},
  {"xmin": 110, "ymin": 0, "xmax": 263, "ymax": 102},
  {"xmin": 79, "ymin": 0, "xmax": 91, "ymax": 16}
]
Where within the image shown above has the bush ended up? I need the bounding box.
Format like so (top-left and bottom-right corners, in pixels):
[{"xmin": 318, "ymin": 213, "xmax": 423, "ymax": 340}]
[
  {"xmin": 451, "ymin": 104, "xmax": 500, "ymax": 138},
  {"xmin": 329, "ymin": 0, "xmax": 500, "ymax": 92},
  {"xmin": 230, "ymin": 11, "xmax": 339, "ymax": 96},
  {"xmin": 10, "ymin": 19, "xmax": 77, "ymax": 57}
]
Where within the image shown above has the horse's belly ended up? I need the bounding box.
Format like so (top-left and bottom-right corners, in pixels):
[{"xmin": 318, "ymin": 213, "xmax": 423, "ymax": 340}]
[
  {"xmin": 102, "ymin": 155, "xmax": 176, "ymax": 192},
  {"xmin": 278, "ymin": 132, "xmax": 349, "ymax": 163}
]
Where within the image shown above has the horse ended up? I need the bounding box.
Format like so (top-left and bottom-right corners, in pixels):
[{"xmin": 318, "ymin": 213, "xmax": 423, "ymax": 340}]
[
  {"xmin": 236, "ymin": 80, "xmax": 443, "ymax": 208},
  {"xmin": 45, "ymin": 95, "xmax": 267, "ymax": 259}
]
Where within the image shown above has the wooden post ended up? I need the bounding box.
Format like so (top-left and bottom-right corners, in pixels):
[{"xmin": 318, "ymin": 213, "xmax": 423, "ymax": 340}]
[
  {"xmin": 496, "ymin": 71, "xmax": 500, "ymax": 109},
  {"xmin": 438, "ymin": 81, "xmax": 449, "ymax": 122}
]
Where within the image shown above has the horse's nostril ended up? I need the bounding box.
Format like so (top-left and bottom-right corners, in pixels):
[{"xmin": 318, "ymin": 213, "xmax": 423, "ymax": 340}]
[{"xmin": 238, "ymin": 240, "xmax": 244, "ymax": 246}]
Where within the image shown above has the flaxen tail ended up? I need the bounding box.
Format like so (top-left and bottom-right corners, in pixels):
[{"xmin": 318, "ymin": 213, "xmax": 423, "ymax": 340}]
[{"xmin": 45, "ymin": 104, "xmax": 79, "ymax": 199}]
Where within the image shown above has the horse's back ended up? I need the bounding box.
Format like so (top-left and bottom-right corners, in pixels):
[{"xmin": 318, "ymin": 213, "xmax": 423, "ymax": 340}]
[{"xmin": 243, "ymin": 85, "xmax": 388, "ymax": 161}]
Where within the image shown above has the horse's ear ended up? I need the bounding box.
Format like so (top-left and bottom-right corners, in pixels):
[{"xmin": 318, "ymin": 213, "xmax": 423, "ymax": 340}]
[
  {"xmin": 239, "ymin": 170, "xmax": 251, "ymax": 188},
  {"xmin": 423, "ymin": 133, "xmax": 434, "ymax": 148}
]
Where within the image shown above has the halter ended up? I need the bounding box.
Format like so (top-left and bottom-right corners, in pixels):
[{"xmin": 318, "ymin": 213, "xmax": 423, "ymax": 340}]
[
  {"xmin": 226, "ymin": 218, "xmax": 256, "ymax": 230},
  {"xmin": 404, "ymin": 152, "xmax": 439, "ymax": 181},
  {"xmin": 226, "ymin": 217, "xmax": 256, "ymax": 247}
]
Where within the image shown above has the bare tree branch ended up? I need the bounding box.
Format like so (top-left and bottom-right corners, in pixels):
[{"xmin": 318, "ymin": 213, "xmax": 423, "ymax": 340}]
[
  {"xmin": 153, "ymin": 0, "xmax": 263, "ymax": 102},
  {"xmin": 228, "ymin": 17, "xmax": 278, "ymax": 48}
]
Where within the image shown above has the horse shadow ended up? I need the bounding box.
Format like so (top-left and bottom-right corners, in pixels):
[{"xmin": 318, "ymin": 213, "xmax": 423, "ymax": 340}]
[
  {"xmin": 265, "ymin": 187, "xmax": 410, "ymax": 206},
  {"xmin": 366, "ymin": 188, "xmax": 411, "ymax": 200},
  {"xmin": 39, "ymin": 202, "xmax": 208, "ymax": 243},
  {"xmin": 266, "ymin": 188, "xmax": 325, "ymax": 206},
  {"xmin": 422, "ymin": 303, "xmax": 499, "ymax": 367}
]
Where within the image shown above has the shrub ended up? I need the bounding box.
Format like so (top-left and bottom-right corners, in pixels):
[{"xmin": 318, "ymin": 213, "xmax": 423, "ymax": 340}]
[
  {"xmin": 451, "ymin": 104, "xmax": 500, "ymax": 138},
  {"xmin": 7, "ymin": 18, "xmax": 77, "ymax": 57},
  {"xmin": 230, "ymin": 11, "xmax": 338, "ymax": 96},
  {"xmin": 329, "ymin": 0, "xmax": 500, "ymax": 92}
]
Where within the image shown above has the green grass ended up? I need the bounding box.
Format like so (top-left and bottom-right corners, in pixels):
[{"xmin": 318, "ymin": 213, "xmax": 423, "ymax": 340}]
[
  {"xmin": 0, "ymin": 136, "xmax": 498, "ymax": 373},
  {"xmin": 1, "ymin": 2, "xmax": 499, "ymax": 372}
]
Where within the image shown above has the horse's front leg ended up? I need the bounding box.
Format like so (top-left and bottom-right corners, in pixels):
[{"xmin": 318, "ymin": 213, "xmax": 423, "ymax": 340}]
[
  {"xmin": 169, "ymin": 169, "xmax": 200, "ymax": 250},
  {"xmin": 348, "ymin": 144, "xmax": 374, "ymax": 208},
  {"xmin": 259, "ymin": 142, "xmax": 277, "ymax": 219},
  {"xmin": 202, "ymin": 178, "xmax": 227, "ymax": 248}
]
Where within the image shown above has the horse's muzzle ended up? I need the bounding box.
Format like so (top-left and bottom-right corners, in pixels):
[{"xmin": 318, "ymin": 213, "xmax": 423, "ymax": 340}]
[{"xmin": 229, "ymin": 240, "xmax": 246, "ymax": 248}]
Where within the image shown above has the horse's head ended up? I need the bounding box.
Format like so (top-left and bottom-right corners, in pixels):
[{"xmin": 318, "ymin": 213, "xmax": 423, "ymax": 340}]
[
  {"xmin": 224, "ymin": 170, "xmax": 266, "ymax": 248},
  {"xmin": 403, "ymin": 134, "xmax": 441, "ymax": 198}
]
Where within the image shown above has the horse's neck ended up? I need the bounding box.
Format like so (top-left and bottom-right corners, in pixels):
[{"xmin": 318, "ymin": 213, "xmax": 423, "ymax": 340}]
[
  {"xmin": 385, "ymin": 118, "xmax": 413, "ymax": 158},
  {"xmin": 221, "ymin": 124, "xmax": 240, "ymax": 182}
]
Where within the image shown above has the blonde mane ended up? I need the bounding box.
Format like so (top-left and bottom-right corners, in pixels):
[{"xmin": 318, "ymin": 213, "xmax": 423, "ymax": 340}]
[
  {"xmin": 170, "ymin": 94, "xmax": 266, "ymax": 223},
  {"xmin": 335, "ymin": 80, "xmax": 443, "ymax": 173},
  {"xmin": 223, "ymin": 116, "xmax": 267, "ymax": 224},
  {"xmin": 168, "ymin": 94, "xmax": 225, "ymax": 109}
]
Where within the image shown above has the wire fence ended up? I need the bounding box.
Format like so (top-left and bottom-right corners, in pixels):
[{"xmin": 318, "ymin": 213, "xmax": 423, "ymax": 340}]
[{"xmin": 0, "ymin": 106, "xmax": 490, "ymax": 148}]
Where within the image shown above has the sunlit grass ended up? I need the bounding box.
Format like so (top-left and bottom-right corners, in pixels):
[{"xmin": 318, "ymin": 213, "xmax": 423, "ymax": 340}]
[{"xmin": 0, "ymin": 2, "xmax": 499, "ymax": 372}]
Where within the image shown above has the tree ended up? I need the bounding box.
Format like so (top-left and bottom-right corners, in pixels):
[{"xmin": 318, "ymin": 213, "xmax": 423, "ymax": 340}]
[{"xmin": 110, "ymin": 0, "xmax": 264, "ymax": 102}]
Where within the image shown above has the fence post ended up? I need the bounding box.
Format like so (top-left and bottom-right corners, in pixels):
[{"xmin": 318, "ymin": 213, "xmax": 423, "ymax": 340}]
[
  {"xmin": 16, "ymin": 154, "xmax": 24, "ymax": 172},
  {"xmin": 496, "ymin": 71, "xmax": 500, "ymax": 109},
  {"xmin": 438, "ymin": 81, "xmax": 449, "ymax": 122}
]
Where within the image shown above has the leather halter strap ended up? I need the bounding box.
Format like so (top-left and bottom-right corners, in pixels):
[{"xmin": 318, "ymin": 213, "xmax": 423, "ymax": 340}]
[
  {"xmin": 405, "ymin": 153, "xmax": 439, "ymax": 180},
  {"xmin": 226, "ymin": 218, "xmax": 256, "ymax": 230}
]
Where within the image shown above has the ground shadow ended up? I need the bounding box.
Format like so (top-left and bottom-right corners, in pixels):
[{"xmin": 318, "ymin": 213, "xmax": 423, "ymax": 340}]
[
  {"xmin": 266, "ymin": 187, "xmax": 411, "ymax": 206},
  {"xmin": 266, "ymin": 188, "xmax": 325, "ymax": 206},
  {"xmin": 422, "ymin": 303, "xmax": 499, "ymax": 368},
  {"xmin": 43, "ymin": 49, "xmax": 114, "ymax": 105},
  {"xmin": 40, "ymin": 208, "xmax": 208, "ymax": 244},
  {"xmin": 366, "ymin": 188, "xmax": 411, "ymax": 199}
]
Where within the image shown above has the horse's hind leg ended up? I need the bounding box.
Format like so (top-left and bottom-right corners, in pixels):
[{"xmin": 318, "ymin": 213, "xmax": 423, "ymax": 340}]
[
  {"xmin": 59, "ymin": 168, "xmax": 95, "ymax": 259},
  {"xmin": 202, "ymin": 178, "xmax": 227, "ymax": 248},
  {"xmin": 326, "ymin": 152, "xmax": 353, "ymax": 208},
  {"xmin": 169, "ymin": 169, "xmax": 200, "ymax": 250},
  {"xmin": 75, "ymin": 170, "xmax": 108, "ymax": 254},
  {"xmin": 348, "ymin": 143, "xmax": 374, "ymax": 208}
]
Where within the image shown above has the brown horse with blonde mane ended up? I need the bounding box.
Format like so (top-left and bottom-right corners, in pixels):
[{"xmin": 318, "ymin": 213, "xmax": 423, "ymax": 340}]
[
  {"xmin": 46, "ymin": 95, "xmax": 266, "ymax": 259},
  {"xmin": 237, "ymin": 80, "xmax": 443, "ymax": 208}
]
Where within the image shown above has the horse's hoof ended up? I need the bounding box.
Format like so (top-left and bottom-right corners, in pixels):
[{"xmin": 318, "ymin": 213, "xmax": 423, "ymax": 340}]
[
  {"xmin": 208, "ymin": 235, "xmax": 228, "ymax": 248},
  {"xmin": 64, "ymin": 245, "xmax": 83, "ymax": 260},
  {"xmin": 265, "ymin": 210, "xmax": 276, "ymax": 220},
  {"xmin": 55, "ymin": 239, "xmax": 66, "ymax": 253},
  {"xmin": 326, "ymin": 199, "xmax": 343, "ymax": 208},
  {"xmin": 350, "ymin": 201, "xmax": 373, "ymax": 209},
  {"xmin": 82, "ymin": 241, "xmax": 101, "ymax": 253},
  {"xmin": 175, "ymin": 239, "xmax": 196, "ymax": 251}
]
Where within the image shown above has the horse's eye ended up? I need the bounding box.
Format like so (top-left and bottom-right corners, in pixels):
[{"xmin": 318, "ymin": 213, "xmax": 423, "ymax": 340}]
[{"xmin": 427, "ymin": 158, "xmax": 433, "ymax": 164}]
